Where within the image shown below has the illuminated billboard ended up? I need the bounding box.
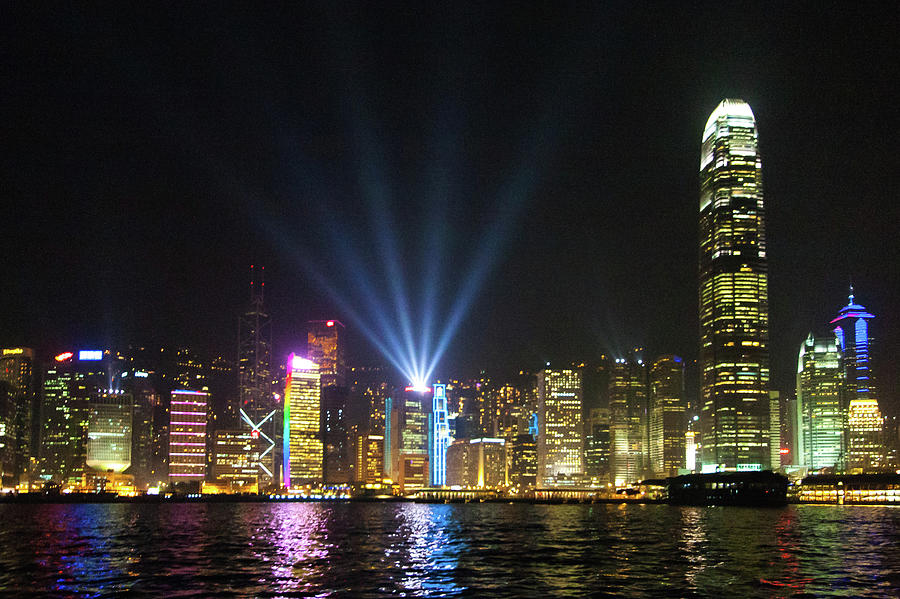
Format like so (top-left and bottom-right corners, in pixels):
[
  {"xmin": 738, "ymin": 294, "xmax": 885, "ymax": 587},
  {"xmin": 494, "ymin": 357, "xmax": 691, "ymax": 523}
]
[{"xmin": 79, "ymin": 350, "xmax": 103, "ymax": 361}]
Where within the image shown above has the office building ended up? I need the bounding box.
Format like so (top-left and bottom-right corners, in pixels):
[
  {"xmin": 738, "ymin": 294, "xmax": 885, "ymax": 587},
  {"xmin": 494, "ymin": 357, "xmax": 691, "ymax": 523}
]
[
  {"xmin": 537, "ymin": 368, "xmax": 583, "ymax": 485},
  {"xmin": 283, "ymin": 354, "xmax": 322, "ymax": 486},
  {"xmin": 648, "ymin": 355, "xmax": 686, "ymax": 477},
  {"xmin": 699, "ymin": 98, "xmax": 770, "ymax": 471},
  {"xmin": 168, "ymin": 390, "xmax": 208, "ymax": 482},
  {"xmin": 213, "ymin": 429, "xmax": 259, "ymax": 491},
  {"xmin": 584, "ymin": 407, "xmax": 611, "ymax": 480},
  {"xmin": 610, "ymin": 359, "xmax": 647, "ymax": 485},
  {"xmin": 356, "ymin": 433, "xmax": 385, "ymax": 484},
  {"xmin": 508, "ymin": 433, "xmax": 538, "ymax": 488},
  {"xmin": 446, "ymin": 437, "xmax": 506, "ymax": 488},
  {"xmin": 387, "ymin": 386, "xmax": 431, "ymax": 493},
  {"xmin": 0, "ymin": 348, "xmax": 37, "ymax": 485},
  {"xmin": 307, "ymin": 320, "xmax": 346, "ymax": 388},
  {"xmin": 430, "ymin": 383, "xmax": 450, "ymax": 486},
  {"xmin": 796, "ymin": 333, "xmax": 844, "ymax": 471},
  {"xmin": 86, "ymin": 391, "xmax": 132, "ymax": 474}
]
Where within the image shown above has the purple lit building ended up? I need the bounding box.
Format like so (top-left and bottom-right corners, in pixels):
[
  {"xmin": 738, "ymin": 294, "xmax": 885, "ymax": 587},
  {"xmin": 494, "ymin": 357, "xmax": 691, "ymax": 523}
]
[{"xmin": 168, "ymin": 390, "xmax": 208, "ymax": 482}]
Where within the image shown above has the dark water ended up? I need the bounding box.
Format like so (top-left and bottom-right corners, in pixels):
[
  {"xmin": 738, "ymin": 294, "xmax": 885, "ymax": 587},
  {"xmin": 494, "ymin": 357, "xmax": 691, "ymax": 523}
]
[{"xmin": 1, "ymin": 502, "xmax": 899, "ymax": 598}]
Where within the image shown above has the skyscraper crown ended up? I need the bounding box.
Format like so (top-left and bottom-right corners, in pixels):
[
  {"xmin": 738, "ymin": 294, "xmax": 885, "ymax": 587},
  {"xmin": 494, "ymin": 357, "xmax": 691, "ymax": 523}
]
[{"xmin": 703, "ymin": 98, "xmax": 755, "ymax": 140}]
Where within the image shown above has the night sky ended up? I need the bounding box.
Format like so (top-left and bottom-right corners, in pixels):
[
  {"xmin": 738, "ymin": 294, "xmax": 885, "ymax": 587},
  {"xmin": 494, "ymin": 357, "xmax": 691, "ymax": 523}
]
[{"xmin": 4, "ymin": 4, "xmax": 899, "ymax": 410}]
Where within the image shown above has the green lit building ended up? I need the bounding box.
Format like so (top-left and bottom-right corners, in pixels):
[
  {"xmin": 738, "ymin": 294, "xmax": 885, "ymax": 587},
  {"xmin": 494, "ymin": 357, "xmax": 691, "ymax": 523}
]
[
  {"xmin": 698, "ymin": 99, "xmax": 770, "ymax": 471},
  {"xmin": 796, "ymin": 333, "xmax": 844, "ymax": 471}
]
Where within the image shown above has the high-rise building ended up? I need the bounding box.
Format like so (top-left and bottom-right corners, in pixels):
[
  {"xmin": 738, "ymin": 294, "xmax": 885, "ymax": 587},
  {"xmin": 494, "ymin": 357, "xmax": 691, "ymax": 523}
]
[
  {"xmin": 321, "ymin": 385, "xmax": 353, "ymax": 484},
  {"xmin": 40, "ymin": 350, "xmax": 119, "ymax": 485},
  {"xmin": 584, "ymin": 407, "xmax": 611, "ymax": 480},
  {"xmin": 446, "ymin": 437, "xmax": 506, "ymax": 488},
  {"xmin": 537, "ymin": 368, "xmax": 583, "ymax": 485},
  {"xmin": 212, "ymin": 429, "xmax": 259, "ymax": 491},
  {"xmin": 0, "ymin": 348, "xmax": 36, "ymax": 486},
  {"xmin": 648, "ymin": 355, "xmax": 686, "ymax": 477},
  {"xmin": 387, "ymin": 386, "xmax": 431, "ymax": 493},
  {"xmin": 238, "ymin": 266, "xmax": 276, "ymax": 488},
  {"xmin": 86, "ymin": 391, "xmax": 133, "ymax": 474},
  {"xmin": 699, "ymin": 98, "xmax": 770, "ymax": 471},
  {"xmin": 610, "ymin": 359, "xmax": 647, "ymax": 485},
  {"xmin": 796, "ymin": 333, "xmax": 844, "ymax": 471},
  {"xmin": 508, "ymin": 433, "xmax": 537, "ymax": 489},
  {"xmin": 356, "ymin": 433, "xmax": 385, "ymax": 484},
  {"xmin": 429, "ymin": 383, "xmax": 450, "ymax": 487},
  {"xmin": 307, "ymin": 320, "xmax": 346, "ymax": 388},
  {"xmin": 830, "ymin": 290, "xmax": 885, "ymax": 472},
  {"xmin": 167, "ymin": 390, "xmax": 208, "ymax": 483},
  {"xmin": 283, "ymin": 354, "xmax": 322, "ymax": 487}
]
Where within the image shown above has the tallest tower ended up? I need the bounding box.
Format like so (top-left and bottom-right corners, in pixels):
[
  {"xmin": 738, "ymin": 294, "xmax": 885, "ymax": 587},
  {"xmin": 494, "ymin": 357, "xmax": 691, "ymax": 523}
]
[{"xmin": 698, "ymin": 99, "xmax": 770, "ymax": 470}]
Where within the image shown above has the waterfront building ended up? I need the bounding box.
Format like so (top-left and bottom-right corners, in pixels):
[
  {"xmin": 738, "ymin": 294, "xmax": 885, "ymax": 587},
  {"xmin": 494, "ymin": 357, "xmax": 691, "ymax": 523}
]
[
  {"xmin": 238, "ymin": 266, "xmax": 276, "ymax": 488},
  {"xmin": 508, "ymin": 433, "xmax": 537, "ymax": 488},
  {"xmin": 0, "ymin": 348, "xmax": 37, "ymax": 486},
  {"xmin": 322, "ymin": 385, "xmax": 353, "ymax": 483},
  {"xmin": 86, "ymin": 391, "xmax": 133, "ymax": 474},
  {"xmin": 40, "ymin": 350, "xmax": 118, "ymax": 484},
  {"xmin": 387, "ymin": 386, "xmax": 431, "ymax": 492},
  {"xmin": 584, "ymin": 407, "xmax": 611, "ymax": 480},
  {"xmin": 283, "ymin": 354, "xmax": 322, "ymax": 486},
  {"xmin": 648, "ymin": 355, "xmax": 686, "ymax": 477},
  {"xmin": 537, "ymin": 368, "xmax": 583, "ymax": 485},
  {"xmin": 430, "ymin": 383, "xmax": 450, "ymax": 486},
  {"xmin": 212, "ymin": 429, "xmax": 259, "ymax": 491},
  {"xmin": 308, "ymin": 320, "xmax": 346, "ymax": 388},
  {"xmin": 167, "ymin": 390, "xmax": 208, "ymax": 482},
  {"xmin": 768, "ymin": 391, "xmax": 781, "ymax": 470},
  {"xmin": 698, "ymin": 98, "xmax": 770, "ymax": 471},
  {"xmin": 609, "ymin": 359, "xmax": 646, "ymax": 485},
  {"xmin": 830, "ymin": 290, "xmax": 885, "ymax": 471},
  {"xmin": 356, "ymin": 433, "xmax": 385, "ymax": 484},
  {"xmin": 446, "ymin": 437, "xmax": 506, "ymax": 488},
  {"xmin": 796, "ymin": 333, "xmax": 844, "ymax": 470}
]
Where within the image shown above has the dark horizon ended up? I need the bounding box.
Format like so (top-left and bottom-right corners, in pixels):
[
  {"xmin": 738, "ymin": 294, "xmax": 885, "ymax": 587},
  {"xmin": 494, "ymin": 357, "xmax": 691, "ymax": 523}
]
[{"xmin": 4, "ymin": 5, "xmax": 899, "ymax": 409}]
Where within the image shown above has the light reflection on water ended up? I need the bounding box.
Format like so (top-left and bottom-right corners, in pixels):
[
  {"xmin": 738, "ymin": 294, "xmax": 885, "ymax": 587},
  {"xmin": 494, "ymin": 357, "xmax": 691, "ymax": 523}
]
[{"xmin": 1, "ymin": 503, "xmax": 899, "ymax": 597}]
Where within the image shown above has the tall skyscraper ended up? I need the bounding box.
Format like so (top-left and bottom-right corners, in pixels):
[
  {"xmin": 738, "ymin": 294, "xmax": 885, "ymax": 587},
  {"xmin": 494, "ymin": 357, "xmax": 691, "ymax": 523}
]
[
  {"xmin": 648, "ymin": 355, "xmax": 686, "ymax": 478},
  {"xmin": 584, "ymin": 407, "xmax": 611, "ymax": 481},
  {"xmin": 387, "ymin": 386, "xmax": 431, "ymax": 493},
  {"xmin": 699, "ymin": 98, "xmax": 770, "ymax": 471},
  {"xmin": 86, "ymin": 391, "xmax": 133, "ymax": 474},
  {"xmin": 832, "ymin": 290, "xmax": 885, "ymax": 471},
  {"xmin": 283, "ymin": 354, "xmax": 322, "ymax": 487},
  {"xmin": 0, "ymin": 348, "xmax": 36, "ymax": 486},
  {"xmin": 307, "ymin": 320, "xmax": 346, "ymax": 388},
  {"xmin": 238, "ymin": 266, "xmax": 275, "ymax": 488},
  {"xmin": 609, "ymin": 359, "xmax": 647, "ymax": 485},
  {"xmin": 537, "ymin": 368, "xmax": 583, "ymax": 485},
  {"xmin": 168, "ymin": 390, "xmax": 208, "ymax": 483},
  {"xmin": 796, "ymin": 333, "xmax": 844, "ymax": 471},
  {"xmin": 429, "ymin": 383, "xmax": 450, "ymax": 487}
]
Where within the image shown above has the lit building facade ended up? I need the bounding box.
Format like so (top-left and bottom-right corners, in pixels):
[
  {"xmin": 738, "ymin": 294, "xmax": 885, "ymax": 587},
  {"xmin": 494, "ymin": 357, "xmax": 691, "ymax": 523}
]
[
  {"xmin": 356, "ymin": 433, "xmax": 385, "ymax": 484},
  {"xmin": 609, "ymin": 359, "xmax": 647, "ymax": 485},
  {"xmin": 796, "ymin": 333, "xmax": 844, "ymax": 471},
  {"xmin": 509, "ymin": 433, "xmax": 537, "ymax": 488},
  {"xmin": 213, "ymin": 429, "xmax": 259, "ymax": 491},
  {"xmin": 830, "ymin": 291, "xmax": 885, "ymax": 472},
  {"xmin": 283, "ymin": 354, "xmax": 323, "ymax": 486},
  {"xmin": 584, "ymin": 407, "xmax": 611, "ymax": 480},
  {"xmin": 537, "ymin": 368, "xmax": 583, "ymax": 485},
  {"xmin": 649, "ymin": 355, "xmax": 686, "ymax": 477},
  {"xmin": 86, "ymin": 391, "xmax": 133, "ymax": 474},
  {"xmin": 446, "ymin": 438, "xmax": 506, "ymax": 488},
  {"xmin": 388, "ymin": 386, "xmax": 431, "ymax": 492},
  {"xmin": 168, "ymin": 390, "xmax": 208, "ymax": 481},
  {"xmin": 430, "ymin": 383, "xmax": 450, "ymax": 486},
  {"xmin": 0, "ymin": 348, "xmax": 36, "ymax": 486},
  {"xmin": 307, "ymin": 320, "xmax": 346, "ymax": 388},
  {"xmin": 699, "ymin": 98, "xmax": 770, "ymax": 471}
]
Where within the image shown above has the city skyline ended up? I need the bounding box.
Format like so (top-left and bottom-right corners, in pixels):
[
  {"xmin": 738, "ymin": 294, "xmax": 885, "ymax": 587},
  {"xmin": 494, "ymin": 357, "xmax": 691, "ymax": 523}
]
[{"xmin": 3, "ymin": 5, "xmax": 898, "ymax": 411}]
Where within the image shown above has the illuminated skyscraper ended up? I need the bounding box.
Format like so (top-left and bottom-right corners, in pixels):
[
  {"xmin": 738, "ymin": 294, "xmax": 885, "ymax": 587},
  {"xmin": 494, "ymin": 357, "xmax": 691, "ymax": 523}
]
[
  {"xmin": 388, "ymin": 386, "xmax": 431, "ymax": 493},
  {"xmin": 213, "ymin": 429, "xmax": 259, "ymax": 491},
  {"xmin": 429, "ymin": 384, "xmax": 450, "ymax": 486},
  {"xmin": 168, "ymin": 390, "xmax": 208, "ymax": 482},
  {"xmin": 584, "ymin": 407, "xmax": 611, "ymax": 480},
  {"xmin": 0, "ymin": 348, "xmax": 36, "ymax": 486},
  {"xmin": 238, "ymin": 266, "xmax": 275, "ymax": 488},
  {"xmin": 648, "ymin": 355, "xmax": 686, "ymax": 477},
  {"xmin": 283, "ymin": 354, "xmax": 322, "ymax": 487},
  {"xmin": 537, "ymin": 368, "xmax": 583, "ymax": 485},
  {"xmin": 308, "ymin": 320, "xmax": 346, "ymax": 388},
  {"xmin": 832, "ymin": 290, "xmax": 884, "ymax": 471},
  {"xmin": 609, "ymin": 359, "xmax": 647, "ymax": 485},
  {"xmin": 446, "ymin": 437, "xmax": 506, "ymax": 488},
  {"xmin": 86, "ymin": 391, "xmax": 132, "ymax": 474},
  {"xmin": 796, "ymin": 333, "xmax": 844, "ymax": 470},
  {"xmin": 699, "ymin": 98, "xmax": 770, "ymax": 471}
]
